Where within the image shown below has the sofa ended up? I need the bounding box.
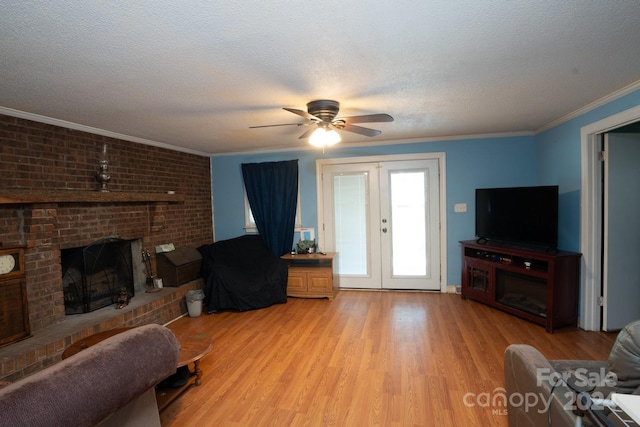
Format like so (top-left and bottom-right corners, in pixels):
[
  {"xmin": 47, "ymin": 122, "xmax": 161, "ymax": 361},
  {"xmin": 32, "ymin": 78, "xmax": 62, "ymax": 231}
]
[
  {"xmin": 198, "ymin": 234, "xmax": 288, "ymax": 313},
  {"xmin": 504, "ymin": 320, "xmax": 640, "ymax": 426},
  {"xmin": 0, "ymin": 324, "xmax": 180, "ymax": 427}
]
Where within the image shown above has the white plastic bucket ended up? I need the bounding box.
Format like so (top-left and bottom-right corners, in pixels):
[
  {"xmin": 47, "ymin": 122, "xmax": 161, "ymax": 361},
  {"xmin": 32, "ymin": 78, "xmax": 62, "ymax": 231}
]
[
  {"xmin": 185, "ymin": 290, "xmax": 205, "ymax": 317},
  {"xmin": 187, "ymin": 300, "xmax": 203, "ymax": 317}
]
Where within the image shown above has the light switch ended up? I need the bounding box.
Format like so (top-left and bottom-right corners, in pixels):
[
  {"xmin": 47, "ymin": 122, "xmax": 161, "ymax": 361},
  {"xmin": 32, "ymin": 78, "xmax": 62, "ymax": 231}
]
[{"xmin": 454, "ymin": 203, "xmax": 467, "ymax": 213}]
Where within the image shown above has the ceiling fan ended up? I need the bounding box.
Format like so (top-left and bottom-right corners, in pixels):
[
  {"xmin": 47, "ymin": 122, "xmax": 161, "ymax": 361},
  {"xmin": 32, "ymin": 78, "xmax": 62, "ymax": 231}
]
[{"xmin": 250, "ymin": 100, "xmax": 393, "ymax": 147}]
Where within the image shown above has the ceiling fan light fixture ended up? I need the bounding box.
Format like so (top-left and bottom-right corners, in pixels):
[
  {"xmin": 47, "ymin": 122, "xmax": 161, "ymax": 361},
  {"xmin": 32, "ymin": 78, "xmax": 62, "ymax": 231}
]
[
  {"xmin": 309, "ymin": 127, "xmax": 341, "ymax": 147},
  {"xmin": 250, "ymin": 99, "xmax": 392, "ymax": 145}
]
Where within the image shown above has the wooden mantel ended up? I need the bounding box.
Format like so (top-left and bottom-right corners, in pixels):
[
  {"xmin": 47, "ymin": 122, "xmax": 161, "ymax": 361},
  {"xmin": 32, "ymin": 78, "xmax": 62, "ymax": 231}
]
[{"xmin": 0, "ymin": 189, "xmax": 186, "ymax": 205}]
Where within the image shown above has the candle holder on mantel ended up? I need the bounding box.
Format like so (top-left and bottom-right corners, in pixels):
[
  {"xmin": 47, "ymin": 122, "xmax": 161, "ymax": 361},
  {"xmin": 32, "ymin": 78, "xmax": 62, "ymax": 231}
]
[{"xmin": 95, "ymin": 143, "xmax": 112, "ymax": 192}]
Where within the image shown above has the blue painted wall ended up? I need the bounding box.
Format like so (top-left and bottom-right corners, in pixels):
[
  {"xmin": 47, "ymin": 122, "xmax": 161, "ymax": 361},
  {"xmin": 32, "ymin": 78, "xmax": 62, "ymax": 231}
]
[
  {"xmin": 212, "ymin": 135, "xmax": 537, "ymax": 285},
  {"xmin": 210, "ymin": 87, "xmax": 640, "ymax": 286},
  {"xmin": 535, "ymin": 88, "xmax": 640, "ymax": 251}
]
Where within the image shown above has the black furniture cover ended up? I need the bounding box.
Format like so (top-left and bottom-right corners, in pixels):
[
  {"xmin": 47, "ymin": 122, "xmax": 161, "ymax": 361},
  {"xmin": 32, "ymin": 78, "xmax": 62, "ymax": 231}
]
[{"xmin": 197, "ymin": 235, "xmax": 288, "ymax": 313}]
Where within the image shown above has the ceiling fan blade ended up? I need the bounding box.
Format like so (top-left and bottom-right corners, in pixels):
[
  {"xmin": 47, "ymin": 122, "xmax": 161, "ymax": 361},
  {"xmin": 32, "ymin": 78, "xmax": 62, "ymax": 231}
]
[
  {"xmin": 340, "ymin": 113, "xmax": 394, "ymax": 124},
  {"xmin": 249, "ymin": 123, "xmax": 306, "ymax": 128},
  {"xmin": 283, "ymin": 107, "xmax": 322, "ymax": 121},
  {"xmin": 341, "ymin": 124, "xmax": 382, "ymax": 137},
  {"xmin": 298, "ymin": 126, "xmax": 318, "ymax": 139}
]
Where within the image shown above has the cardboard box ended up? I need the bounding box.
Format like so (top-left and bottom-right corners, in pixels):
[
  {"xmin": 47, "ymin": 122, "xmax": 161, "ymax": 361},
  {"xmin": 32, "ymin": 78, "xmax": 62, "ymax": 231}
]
[{"xmin": 156, "ymin": 248, "xmax": 202, "ymax": 287}]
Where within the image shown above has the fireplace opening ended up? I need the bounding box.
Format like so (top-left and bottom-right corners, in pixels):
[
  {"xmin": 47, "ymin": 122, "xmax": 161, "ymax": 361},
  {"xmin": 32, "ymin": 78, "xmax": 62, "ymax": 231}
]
[
  {"xmin": 496, "ymin": 270, "xmax": 547, "ymax": 318},
  {"xmin": 62, "ymin": 238, "xmax": 135, "ymax": 314}
]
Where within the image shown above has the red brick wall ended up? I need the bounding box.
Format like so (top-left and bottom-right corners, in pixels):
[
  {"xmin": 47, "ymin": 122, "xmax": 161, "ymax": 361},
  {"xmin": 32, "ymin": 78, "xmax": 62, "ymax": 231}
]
[{"xmin": 0, "ymin": 114, "xmax": 213, "ymax": 332}]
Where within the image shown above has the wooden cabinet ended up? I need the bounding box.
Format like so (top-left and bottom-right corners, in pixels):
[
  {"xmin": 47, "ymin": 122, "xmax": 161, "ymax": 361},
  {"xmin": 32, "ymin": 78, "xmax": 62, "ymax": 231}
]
[
  {"xmin": 0, "ymin": 246, "xmax": 30, "ymax": 347},
  {"xmin": 462, "ymin": 257, "xmax": 494, "ymax": 304},
  {"xmin": 460, "ymin": 240, "xmax": 580, "ymax": 333},
  {"xmin": 281, "ymin": 253, "xmax": 338, "ymax": 300}
]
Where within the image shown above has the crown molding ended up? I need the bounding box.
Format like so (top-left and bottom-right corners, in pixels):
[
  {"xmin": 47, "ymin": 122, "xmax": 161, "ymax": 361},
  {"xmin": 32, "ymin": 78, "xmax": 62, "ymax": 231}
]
[
  {"xmin": 5, "ymin": 77, "xmax": 638, "ymax": 158},
  {"xmin": 0, "ymin": 107, "xmax": 211, "ymax": 157},
  {"xmin": 211, "ymin": 131, "xmax": 534, "ymax": 157},
  {"xmin": 535, "ymin": 79, "xmax": 640, "ymax": 133}
]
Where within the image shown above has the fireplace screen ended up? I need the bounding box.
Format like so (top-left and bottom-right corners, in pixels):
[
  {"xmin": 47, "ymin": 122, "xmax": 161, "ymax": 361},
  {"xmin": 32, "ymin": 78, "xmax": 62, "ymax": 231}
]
[{"xmin": 62, "ymin": 238, "xmax": 134, "ymax": 314}]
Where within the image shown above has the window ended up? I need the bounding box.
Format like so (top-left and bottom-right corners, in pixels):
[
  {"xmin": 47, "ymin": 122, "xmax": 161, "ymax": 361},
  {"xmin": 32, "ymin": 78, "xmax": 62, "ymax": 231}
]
[{"xmin": 243, "ymin": 189, "xmax": 302, "ymax": 232}]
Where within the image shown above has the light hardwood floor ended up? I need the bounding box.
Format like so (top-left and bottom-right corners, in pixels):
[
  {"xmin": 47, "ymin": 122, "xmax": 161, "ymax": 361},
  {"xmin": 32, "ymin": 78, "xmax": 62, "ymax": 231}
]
[{"xmin": 160, "ymin": 291, "xmax": 616, "ymax": 427}]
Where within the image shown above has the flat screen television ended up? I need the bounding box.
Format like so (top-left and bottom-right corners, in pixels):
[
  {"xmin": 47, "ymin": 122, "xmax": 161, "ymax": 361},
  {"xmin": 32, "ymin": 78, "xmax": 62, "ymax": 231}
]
[{"xmin": 475, "ymin": 185, "xmax": 559, "ymax": 248}]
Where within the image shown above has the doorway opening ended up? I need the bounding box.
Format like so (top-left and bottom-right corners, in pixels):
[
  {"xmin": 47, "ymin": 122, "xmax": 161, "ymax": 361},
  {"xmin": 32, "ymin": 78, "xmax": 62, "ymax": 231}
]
[{"xmin": 580, "ymin": 105, "xmax": 640, "ymax": 331}]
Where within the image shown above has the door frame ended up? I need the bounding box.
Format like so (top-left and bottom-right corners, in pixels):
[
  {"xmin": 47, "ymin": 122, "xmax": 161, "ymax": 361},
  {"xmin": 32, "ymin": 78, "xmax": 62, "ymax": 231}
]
[
  {"xmin": 580, "ymin": 105, "xmax": 640, "ymax": 330},
  {"xmin": 602, "ymin": 133, "xmax": 640, "ymax": 331},
  {"xmin": 316, "ymin": 152, "xmax": 447, "ymax": 293}
]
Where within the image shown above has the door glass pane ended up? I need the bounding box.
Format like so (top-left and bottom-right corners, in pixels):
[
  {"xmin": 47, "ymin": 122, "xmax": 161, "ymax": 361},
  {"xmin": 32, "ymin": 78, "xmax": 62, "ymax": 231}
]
[
  {"xmin": 334, "ymin": 173, "xmax": 368, "ymax": 275},
  {"xmin": 390, "ymin": 171, "xmax": 427, "ymax": 276}
]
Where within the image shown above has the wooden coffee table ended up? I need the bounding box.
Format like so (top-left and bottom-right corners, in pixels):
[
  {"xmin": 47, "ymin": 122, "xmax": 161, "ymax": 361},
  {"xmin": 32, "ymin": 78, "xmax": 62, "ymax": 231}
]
[
  {"xmin": 62, "ymin": 327, "xmax": 132, "ymax": 359},
  {"xmin": 156, "ymin": 328, "xmax": 213, "ymax": 410},
  {"xmin": 61, "ymin": 325, "xmax": 212, "ymax": 411}
]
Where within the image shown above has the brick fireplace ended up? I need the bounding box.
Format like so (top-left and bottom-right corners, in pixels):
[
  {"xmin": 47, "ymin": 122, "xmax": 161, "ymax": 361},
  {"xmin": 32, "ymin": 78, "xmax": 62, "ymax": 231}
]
[{"xmin": 0, "ymin": 113, "xmax": 214, "ymax": 382}]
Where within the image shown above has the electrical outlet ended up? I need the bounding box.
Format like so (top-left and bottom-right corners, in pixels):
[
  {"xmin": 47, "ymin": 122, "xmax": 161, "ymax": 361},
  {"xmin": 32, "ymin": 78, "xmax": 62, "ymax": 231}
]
[{"xmin": 454, "ymin": 203, "xmax": 467, "ymax": 213}]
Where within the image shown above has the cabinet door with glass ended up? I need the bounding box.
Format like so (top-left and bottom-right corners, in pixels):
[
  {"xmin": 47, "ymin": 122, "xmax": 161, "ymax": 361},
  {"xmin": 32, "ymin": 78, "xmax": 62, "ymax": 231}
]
[{"xmin": 461, "ymin": 258, "xmax": 494, "ymax": 303}]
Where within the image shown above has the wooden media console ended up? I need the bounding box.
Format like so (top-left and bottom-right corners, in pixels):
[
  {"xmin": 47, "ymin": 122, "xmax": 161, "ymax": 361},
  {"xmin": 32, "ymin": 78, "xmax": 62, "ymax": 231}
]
[{"xmin": 460, "ymin": 240, "xmax": 580, "ymax": 333}]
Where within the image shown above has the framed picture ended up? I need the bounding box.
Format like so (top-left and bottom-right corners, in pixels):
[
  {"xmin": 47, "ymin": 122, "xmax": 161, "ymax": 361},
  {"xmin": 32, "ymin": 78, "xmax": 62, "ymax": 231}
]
[{"xmin": 300, "ymin": 228, "xmax": 314, "ymax": 241}]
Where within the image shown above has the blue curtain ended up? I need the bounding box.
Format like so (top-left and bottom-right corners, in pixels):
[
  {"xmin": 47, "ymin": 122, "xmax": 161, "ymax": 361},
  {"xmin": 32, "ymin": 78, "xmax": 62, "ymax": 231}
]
[{"xmin": 241, "ymin": 159, "xmax": 298, "ymax": 256}]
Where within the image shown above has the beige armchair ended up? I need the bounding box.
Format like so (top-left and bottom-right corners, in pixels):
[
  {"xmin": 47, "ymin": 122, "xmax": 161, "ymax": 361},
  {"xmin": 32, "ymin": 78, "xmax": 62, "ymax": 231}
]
[{"xmin": 504, "ymin": 320, "xmax": 640, "ymax": 426}]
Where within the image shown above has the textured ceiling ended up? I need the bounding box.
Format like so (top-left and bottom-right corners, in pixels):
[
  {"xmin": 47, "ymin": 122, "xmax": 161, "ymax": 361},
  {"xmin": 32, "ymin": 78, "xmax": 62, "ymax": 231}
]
[{"xmin": 1, "ymin": 1, "xmax": 640, "ymax": 155}]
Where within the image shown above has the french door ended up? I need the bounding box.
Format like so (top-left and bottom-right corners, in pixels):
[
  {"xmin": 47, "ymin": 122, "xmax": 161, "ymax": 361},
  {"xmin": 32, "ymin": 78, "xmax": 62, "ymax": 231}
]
[{"xmin": 319, "ymin": 156, "xmax": 441, "ymax": 291}]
